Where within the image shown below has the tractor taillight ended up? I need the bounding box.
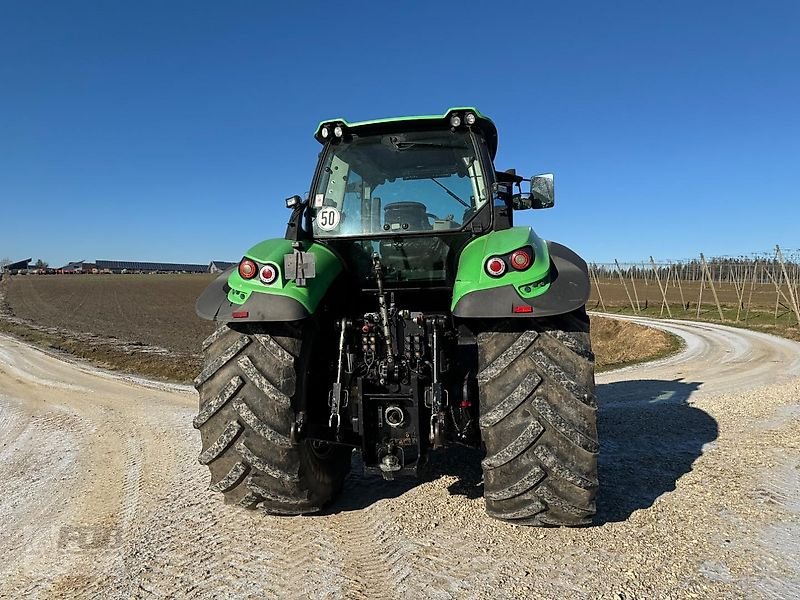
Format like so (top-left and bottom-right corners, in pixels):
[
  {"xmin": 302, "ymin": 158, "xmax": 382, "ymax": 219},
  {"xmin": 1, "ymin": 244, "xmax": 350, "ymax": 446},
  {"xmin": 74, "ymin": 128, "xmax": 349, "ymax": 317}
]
[
  {"xmin": 259, "ymin": 263, "xmax": 278, "ymax": 285},
  {"xmin": 485, "ymin": 256, "xmax": 506, "ymax": 277},
  {"xmin": 238, "ymin": 259, "xmax": 257, "ymax": 280},
  {"xmin": 510, "ymin": 249, "xmax": 532, "ymax": 271}
]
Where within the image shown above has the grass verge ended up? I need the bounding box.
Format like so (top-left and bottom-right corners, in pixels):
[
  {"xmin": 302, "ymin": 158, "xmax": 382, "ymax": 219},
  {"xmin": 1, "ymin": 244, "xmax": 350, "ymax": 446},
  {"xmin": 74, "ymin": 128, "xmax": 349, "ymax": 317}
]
[
  {"xmin": 0, "ymin": 318, "xmax": 200, "ymax": 384},
  {"xmin": 590, "ymin": 315, "xmax": 683, "ymax": 372},
  {"xmin": 590, "ymin": 305, "xmax": 800, "ymax": 343}
]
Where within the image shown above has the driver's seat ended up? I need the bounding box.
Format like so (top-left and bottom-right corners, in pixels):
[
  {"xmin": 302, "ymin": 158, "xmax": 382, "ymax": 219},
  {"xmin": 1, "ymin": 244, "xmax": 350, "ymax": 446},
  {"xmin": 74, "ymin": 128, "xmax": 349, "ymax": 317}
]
[
  {"xmin": 383, "ymin": 201, "xmax": 431, "ymax": 231},
  {"xmin": 379, "ymin": 202, "xmax": 443, "ymax": 273}
]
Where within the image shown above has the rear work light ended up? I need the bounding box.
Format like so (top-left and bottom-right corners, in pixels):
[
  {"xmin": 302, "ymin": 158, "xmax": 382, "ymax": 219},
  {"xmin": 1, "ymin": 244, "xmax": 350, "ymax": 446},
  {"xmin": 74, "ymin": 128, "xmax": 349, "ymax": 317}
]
[
  {"xmin": 238, "ymin": 259, "xmax": 257, "ymax": 280},
  {"xmin": 259, "ymin": 263, "xmax": 278, "ymax": 285},
  {"xmin": 485, "ymin": 256, "xmax": 506, "ymax": 277},
  {"xmin": 510, "ymin": 248, "xmax": 532, "ymax": 271}
]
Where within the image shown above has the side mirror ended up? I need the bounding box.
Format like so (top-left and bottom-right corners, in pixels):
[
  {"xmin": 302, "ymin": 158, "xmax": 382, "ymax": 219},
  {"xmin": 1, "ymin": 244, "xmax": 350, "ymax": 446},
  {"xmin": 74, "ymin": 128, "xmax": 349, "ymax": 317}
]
[
  {"xmin": 510, "ymin": 173, "xmax": 555, "ymax": 210},
  {"xmin": 530, "ymin": 173, "xmax": 554, "ymax": 209},
  {"xmin": 511, "ymin": 192, "xmax": 533, "ymax": 210}
]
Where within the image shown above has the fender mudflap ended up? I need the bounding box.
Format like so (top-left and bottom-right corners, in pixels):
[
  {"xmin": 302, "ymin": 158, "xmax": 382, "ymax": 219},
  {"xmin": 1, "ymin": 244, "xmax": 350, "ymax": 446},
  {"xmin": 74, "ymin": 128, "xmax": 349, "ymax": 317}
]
[
  {"xmin": 452, "ymin": 241, "xmax": 590, "ymax": 318},
  {"xmin": 195, "ymin": 268, "xmax": 309, "ymax": 322}
]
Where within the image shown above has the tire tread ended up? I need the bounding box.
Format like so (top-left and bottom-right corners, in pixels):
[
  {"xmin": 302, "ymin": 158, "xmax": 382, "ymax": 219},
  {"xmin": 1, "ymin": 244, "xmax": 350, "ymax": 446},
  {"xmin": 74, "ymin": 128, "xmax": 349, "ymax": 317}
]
[
  {"xmin": 195, "ymin": 324, "xmax": 349, "ymax": 515},
  {"xmin": 479, "ymin": 308, "xmax": 598, "ymax": 527}
]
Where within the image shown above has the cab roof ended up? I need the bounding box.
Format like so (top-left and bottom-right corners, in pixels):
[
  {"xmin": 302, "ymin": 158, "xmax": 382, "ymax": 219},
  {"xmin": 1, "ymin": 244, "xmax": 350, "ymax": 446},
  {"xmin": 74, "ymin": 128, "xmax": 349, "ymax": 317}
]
[{"xmin": 314, "ymin": 107, "xmax": 498, "ymax": 159}]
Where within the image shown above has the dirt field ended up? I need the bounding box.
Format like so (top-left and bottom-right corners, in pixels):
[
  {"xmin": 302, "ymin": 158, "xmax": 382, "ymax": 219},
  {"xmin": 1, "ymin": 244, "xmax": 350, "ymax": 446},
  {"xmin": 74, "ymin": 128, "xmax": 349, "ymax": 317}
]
[
  {"xmin": 0, "ymin": 274, "xmax": 677, "ymax": 381},
  {"xmin": 0, "ymin": 275, "xmax": 216, "ymax": 381},
  {"xmin": 5, "ymin": 274, "xmax": 216, "ymax": 354}
]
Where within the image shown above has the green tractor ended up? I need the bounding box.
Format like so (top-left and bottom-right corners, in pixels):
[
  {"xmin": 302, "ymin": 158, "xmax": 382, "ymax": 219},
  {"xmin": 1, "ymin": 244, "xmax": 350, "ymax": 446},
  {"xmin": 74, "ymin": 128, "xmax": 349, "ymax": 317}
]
[{"xmin": 194, "ymin": 108, "xmax": 597, "ymax": 526}]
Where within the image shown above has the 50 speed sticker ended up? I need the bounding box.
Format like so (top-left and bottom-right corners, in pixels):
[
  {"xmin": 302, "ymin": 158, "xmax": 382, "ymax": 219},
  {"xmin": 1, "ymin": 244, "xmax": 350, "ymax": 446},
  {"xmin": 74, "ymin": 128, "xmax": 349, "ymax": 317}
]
[{"xmin": 316, "ymin": 206, "xmax": 341, "ymax": 231}]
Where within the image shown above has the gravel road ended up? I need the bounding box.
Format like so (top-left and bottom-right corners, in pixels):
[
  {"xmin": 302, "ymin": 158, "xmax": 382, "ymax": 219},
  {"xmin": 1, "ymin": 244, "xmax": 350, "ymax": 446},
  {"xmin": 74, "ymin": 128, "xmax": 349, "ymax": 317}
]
[{"xmin": 1, "ymin": 316, "xmax": 799, "ymax": 599}]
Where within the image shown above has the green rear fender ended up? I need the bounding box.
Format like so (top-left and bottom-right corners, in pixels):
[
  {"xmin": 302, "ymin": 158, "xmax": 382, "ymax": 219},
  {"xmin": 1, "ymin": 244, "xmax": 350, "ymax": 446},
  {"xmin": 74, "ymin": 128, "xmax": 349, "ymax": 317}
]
[
  {"xmin": 451, "ymin": 226, "xmax": 590, "ymax": 318},
  {"xmin": 195, "ymin": 239, "xmax": 343, "ymax": 322}
]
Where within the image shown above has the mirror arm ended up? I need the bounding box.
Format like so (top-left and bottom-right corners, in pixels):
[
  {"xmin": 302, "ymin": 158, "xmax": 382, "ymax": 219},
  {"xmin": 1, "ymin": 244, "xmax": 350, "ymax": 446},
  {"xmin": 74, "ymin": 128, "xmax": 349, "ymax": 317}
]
[{"xmin": 284, "ymin": 196, "xmax": 310, "ymax": 241}]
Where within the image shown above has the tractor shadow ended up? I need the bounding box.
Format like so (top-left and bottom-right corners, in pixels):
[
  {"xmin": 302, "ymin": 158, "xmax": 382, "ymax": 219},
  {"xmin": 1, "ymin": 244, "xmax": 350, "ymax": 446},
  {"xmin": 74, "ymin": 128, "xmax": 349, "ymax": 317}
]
[
  {"xmin": 595, "ymin": 378, "xmax": 718, "ymax": 524},
  {"xmin": 327, "ymin": 378, "xmax": 718, "ymax": 520},
  {"xmin": 329, "ymin": 457, "xmax": 421, "ymax": 513},
  {"xmin": 327, "ymin": 448, "xmax": 484, "ymax": 514}
]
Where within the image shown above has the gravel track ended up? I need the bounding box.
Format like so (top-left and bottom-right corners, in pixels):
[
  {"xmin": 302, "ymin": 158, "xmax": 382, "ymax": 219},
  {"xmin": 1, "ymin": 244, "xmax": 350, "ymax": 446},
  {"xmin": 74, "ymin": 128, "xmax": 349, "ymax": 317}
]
[{"xmin": 1, "ymin": 316, "xmax": 799, "ymax": 599}]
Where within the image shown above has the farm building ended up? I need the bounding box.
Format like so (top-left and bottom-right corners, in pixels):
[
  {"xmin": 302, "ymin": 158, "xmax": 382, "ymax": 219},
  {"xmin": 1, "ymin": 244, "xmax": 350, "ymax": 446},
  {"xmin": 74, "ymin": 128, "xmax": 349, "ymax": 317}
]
[
  {"xmin": 0, "ymin": 258, "xmax": 32, "ymax": 275},
  {"xmin": 57, "ymin": 261, "xmax": 97, "ymax": 274},
  {"xmin": 39, "ymin": 259, "xmax": 228, "ymax": 275},
  {"xmin": 95, "ymin": 260, "xmax": 209, "ymax": 274}
]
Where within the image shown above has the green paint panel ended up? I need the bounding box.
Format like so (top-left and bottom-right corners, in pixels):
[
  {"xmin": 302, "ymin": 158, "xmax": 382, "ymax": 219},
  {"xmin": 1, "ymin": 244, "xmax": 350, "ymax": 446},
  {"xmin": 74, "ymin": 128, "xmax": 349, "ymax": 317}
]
[
  {"xmin": 451, "ymin": 226, "xmax": 551, "ymax": 311},
  {"xmin": 226, "ymin": 238, "xmax": 342, "ymax": 313}
]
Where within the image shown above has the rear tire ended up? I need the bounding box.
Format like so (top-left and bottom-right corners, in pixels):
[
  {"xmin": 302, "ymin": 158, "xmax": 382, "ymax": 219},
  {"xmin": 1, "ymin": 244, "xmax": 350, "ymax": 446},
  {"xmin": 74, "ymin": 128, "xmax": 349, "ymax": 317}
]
[
  {"xmin": 477, "ymin": 308, "xmax": 598, "ymax": 526},
  {"xmin": 194, "ymin": 322, "xmax": 351, "ymax": 514}
]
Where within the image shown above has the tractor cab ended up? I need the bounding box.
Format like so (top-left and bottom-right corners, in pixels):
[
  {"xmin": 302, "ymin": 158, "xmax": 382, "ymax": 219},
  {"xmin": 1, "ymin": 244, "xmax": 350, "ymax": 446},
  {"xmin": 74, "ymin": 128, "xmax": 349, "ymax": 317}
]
[
  {"xmin": 284, "ymin": 109, "xmax": 552, "ymax": 300},
  {"xmin": 288, "ymin": 110, "xmax": 497, "ymax": 288}
]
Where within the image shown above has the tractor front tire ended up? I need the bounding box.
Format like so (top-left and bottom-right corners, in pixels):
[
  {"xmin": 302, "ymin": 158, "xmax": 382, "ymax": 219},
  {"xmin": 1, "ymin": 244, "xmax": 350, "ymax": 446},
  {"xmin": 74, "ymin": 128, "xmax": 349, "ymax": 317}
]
[
  {"xmin": 477, "ymin": 308, "xmax": 598, "ymax": 526},
  {"xmin": 193, "ymin": 322, "xmax": 351, "ymax": 514}
]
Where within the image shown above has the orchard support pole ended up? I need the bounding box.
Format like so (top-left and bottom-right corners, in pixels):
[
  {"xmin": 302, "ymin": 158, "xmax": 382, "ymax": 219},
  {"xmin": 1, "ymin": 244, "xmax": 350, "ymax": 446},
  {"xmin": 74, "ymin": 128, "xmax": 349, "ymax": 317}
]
[
  {"xmin": 700, "ymin": 253, "xmax": 725, "ymax": 321},
  {"xmin": 776, "ymin": 245, "xmax": 800, "ymax": 326},
  {"xmin": 650, "ymin": 256, "xmax": 672, "ymax": 318},
  {"xmin": 590, "ymin": 264, "xmax": 606, "ymax": 311},
  {"xmin": 614, "ymin": 259, "xmax": 637, "ymax": 313}
]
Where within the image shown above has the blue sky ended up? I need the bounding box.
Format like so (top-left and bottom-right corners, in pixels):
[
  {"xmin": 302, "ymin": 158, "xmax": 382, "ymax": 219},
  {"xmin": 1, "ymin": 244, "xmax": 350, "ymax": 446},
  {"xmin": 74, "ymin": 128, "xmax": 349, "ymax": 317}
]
[{"xmin": 1, "ymin": 1, "xmax": 798, "ymax": 266}]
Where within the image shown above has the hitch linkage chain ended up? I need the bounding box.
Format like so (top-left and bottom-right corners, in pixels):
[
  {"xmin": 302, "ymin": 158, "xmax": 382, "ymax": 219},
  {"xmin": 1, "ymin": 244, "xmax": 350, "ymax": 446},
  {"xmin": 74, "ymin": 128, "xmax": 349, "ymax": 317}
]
[
  {"xmin": 427, "ymin": 317, "xmax": 447, "ymax": 448},
  {"xmin": 328, "ymin": 317, "xmax": 349, "ymax": 433}
]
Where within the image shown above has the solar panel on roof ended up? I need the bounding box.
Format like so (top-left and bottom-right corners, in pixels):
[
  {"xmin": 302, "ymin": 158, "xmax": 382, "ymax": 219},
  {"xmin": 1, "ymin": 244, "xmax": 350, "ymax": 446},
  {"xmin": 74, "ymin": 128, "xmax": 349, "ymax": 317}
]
[
  {"xmin": 4, "ymin": 259, "xmax": 31, "ymax": 270},
  {"xmin": 95, "ymin": 260, "xmax": 208, "ymax": 272}
]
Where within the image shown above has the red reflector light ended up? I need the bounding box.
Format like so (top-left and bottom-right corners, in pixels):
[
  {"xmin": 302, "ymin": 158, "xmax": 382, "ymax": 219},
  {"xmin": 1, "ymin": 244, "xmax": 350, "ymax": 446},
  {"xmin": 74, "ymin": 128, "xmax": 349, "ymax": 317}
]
[
  {"xmin": 512, "ymin": 305, "xmax": 533, "ymax": 314},
  {"xmin": 259, "ymin": 263, "xmax": 278, "ymax": 284},
  {"xmin": 232, "ymin": 311, "xmax": 249, "ymax": 319},
  {"xmin": 485, "ymin": 256, "xmax": 506, "ymax": 277},
  {"xmin": 238, "ymin": 259, "xmax": 257, "ymax": 280},
  {"xmin": 510, "ymin": 249, "xmax": 532, "ymax": 270}
]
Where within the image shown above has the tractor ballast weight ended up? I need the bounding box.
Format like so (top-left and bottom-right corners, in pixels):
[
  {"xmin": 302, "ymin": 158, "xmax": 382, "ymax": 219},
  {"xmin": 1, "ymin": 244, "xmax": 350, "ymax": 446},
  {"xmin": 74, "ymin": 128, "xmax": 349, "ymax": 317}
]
[{"xmin": 194, "ymin": 108, "xmax": 598, "ymax": 526}]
